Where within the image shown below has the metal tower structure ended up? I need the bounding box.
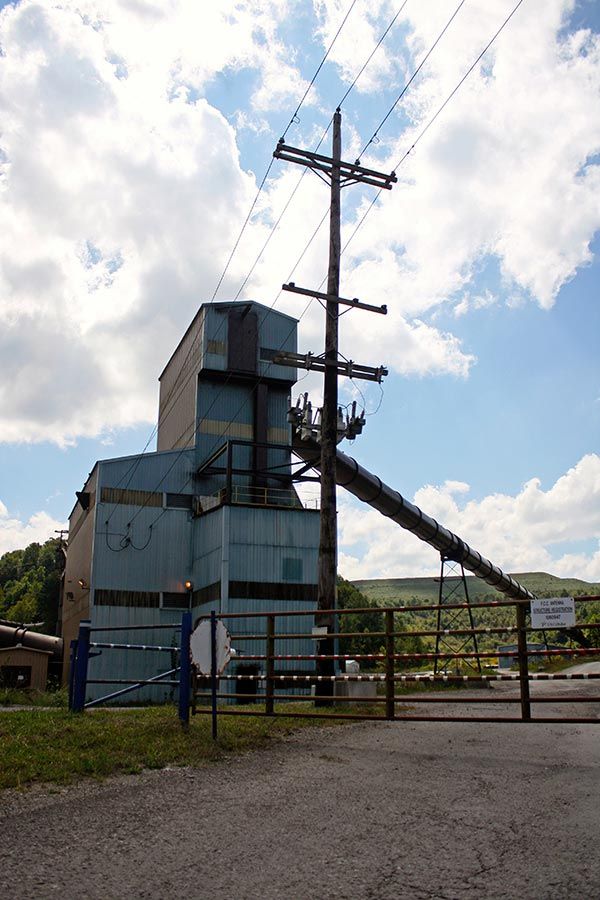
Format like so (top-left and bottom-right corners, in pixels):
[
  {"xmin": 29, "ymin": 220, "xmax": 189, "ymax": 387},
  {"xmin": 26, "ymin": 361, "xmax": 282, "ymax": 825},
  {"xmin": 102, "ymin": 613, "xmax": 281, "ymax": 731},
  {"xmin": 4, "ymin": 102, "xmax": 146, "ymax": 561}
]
[{"xmin": 434, "ymin": 552, "xmax": 482, "ymax": 675}]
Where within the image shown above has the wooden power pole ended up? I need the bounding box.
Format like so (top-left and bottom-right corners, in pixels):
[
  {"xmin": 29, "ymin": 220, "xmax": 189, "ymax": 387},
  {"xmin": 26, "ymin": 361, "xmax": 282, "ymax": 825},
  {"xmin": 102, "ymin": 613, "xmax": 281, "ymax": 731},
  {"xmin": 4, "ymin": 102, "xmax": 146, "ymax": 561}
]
[{"xmin": 274, "ymin": 109, "xmax": 396, "ymax": 699}]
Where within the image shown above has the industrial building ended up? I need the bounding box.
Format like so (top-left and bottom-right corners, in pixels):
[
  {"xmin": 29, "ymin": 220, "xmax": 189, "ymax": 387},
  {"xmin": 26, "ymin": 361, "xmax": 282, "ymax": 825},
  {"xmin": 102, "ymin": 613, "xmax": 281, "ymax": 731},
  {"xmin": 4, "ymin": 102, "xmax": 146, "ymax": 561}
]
[{"xmin": 61, "ymin": 301, "xmax": 321, "ymax": 700}]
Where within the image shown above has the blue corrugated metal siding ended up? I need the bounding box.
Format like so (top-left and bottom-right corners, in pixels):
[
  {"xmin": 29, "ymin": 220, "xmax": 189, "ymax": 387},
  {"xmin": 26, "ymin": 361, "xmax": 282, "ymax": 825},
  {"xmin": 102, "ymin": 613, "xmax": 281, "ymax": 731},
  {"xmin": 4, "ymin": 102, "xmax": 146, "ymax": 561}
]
[
  {"xmin": 93, "ymin": 505, "xmax": 192, "ymax": 592},
  {"xmin": 228, "ymin": 506, "xmax": 320, "ymax": 553},
  {"xmin": 257, "ymin": 304, "xmax": 297, "ymax": 382},
  {"xmin": 191, "ymin": 508, "xmax": 223, "ymax": 592},
  {"xmin": 99, "ymin": 449, "xmax": 196, "ymax": 495},
  {"xmin": 201, "ymin": 306, "xmax": 228, "ymax": 373},
  {"xmin": 68, "ymin": 300, "xmax": 323, "ymax": 703},
  {"xmin": 196, "ymin": 380, "xmax": 254, "ymax": 469}
]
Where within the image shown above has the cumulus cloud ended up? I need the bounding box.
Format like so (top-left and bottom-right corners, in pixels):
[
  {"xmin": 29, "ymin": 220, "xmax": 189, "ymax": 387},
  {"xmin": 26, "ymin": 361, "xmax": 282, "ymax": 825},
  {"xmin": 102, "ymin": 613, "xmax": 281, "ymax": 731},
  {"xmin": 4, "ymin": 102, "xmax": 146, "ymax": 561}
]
[
  {"xmin": 0, "ymin": 500, "xmax": 67, "ymax": 555},
  {"xmin": 0, "ymin": 0, "xmax": 301, "ymax": 445},
  {"xmin": 339, "ymin": 453, "xmax": 600, "ymax": 581},
  {"xmin": 0, "ymin": 0, "xmax": 598, "ymax": 446},
  {"xmin": 336, "ymin": 0, "xmax": 600, "ymax": 316}
]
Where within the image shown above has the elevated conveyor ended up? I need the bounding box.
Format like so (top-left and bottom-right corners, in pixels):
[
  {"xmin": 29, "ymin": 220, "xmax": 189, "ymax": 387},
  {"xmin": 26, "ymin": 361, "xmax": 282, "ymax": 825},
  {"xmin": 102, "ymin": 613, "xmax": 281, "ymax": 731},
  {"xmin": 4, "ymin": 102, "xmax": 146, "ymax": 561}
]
[{"xmin": 293, "ymin": 438, "xmax": 534, "ymax": 602}]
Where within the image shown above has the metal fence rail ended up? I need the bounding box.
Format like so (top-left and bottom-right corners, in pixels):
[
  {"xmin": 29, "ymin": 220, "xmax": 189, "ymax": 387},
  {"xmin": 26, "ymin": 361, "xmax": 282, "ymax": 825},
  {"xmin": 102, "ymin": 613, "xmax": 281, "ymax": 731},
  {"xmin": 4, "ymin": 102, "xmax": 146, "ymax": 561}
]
[
  {"xmin": 68, "ymin": 597, "xmax": 600, "ymax": 732},
  {"xmin": 191, "ymin": 596, "xmax": 600, "ymax": 734},
  {"xmin": 68, "ymin": 612, "xmax": 192, "ymax": 723}
]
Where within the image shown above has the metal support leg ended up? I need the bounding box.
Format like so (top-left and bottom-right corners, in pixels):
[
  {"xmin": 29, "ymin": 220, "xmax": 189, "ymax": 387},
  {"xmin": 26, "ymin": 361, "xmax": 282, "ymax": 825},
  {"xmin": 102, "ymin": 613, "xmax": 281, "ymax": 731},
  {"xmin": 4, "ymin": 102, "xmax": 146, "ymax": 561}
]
[
  {"xmin": 210, "ymin": 610, "xmax": 218, "ymax": 740},
  {"xmin": 178, "ymin": 611, "xmax": 192, "ymax": 727},
  {"xmin": 516, "ymin": 603, "xmax": 531, "ymax": 721},
  {"xmin": 71, "ymin": 621, "xmax": 91, "ymax": 713},
  {"xmin": 385, "ymin": 610, "xmax": 395, "ymax": 720}
]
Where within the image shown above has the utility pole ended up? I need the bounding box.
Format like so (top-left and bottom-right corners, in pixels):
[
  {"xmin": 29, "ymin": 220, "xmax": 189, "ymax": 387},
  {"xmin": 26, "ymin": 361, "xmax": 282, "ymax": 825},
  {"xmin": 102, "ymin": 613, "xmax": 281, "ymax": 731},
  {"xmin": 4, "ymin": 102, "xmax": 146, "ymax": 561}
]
[
  {"xmin": 273, "ymin": 110, "xmax": 396, "ymax": 700},
  {"xmin": 318, "ymin": 108, "xmax": 342, "ymax": 670}
]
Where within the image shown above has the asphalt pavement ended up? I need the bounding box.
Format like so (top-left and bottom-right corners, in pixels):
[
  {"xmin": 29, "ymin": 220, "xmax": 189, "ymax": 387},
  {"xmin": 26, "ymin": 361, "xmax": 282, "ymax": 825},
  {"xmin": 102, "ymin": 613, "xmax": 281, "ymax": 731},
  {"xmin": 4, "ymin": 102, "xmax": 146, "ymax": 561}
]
[{"xmin": 1, "ymin": 671, "xmax": 598, "ymax": 899}]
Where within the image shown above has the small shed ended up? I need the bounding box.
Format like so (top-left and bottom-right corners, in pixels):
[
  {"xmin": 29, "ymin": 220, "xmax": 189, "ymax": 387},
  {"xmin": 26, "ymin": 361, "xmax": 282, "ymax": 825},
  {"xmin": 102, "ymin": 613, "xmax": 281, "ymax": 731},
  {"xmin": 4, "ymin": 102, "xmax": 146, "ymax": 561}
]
[{"xmin": 0, "ymin": 646, "xmax": 52, "ymax": 691}]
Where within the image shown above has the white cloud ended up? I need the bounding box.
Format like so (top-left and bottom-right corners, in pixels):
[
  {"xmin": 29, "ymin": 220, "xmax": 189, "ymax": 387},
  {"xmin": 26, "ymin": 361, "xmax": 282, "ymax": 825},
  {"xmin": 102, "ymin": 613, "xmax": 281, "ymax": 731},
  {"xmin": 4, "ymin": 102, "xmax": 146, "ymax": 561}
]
[
  {"xmin": 0, "ymin": 500, "xmax": 67, "ymax": 555},
  {"xmin": 336, "ymin": 0, "xmax": 600, "ymax": 316},
  {"xmin": 0, "ymin": 0, "xmax": 291, "ymax": 444},
  {"xmin": 339, "ymin": 453, "xmax": 600, "ymax": 581},
  {"xmin": 0, "ymin": 0, "xmax": 598, "ymax": 445}
]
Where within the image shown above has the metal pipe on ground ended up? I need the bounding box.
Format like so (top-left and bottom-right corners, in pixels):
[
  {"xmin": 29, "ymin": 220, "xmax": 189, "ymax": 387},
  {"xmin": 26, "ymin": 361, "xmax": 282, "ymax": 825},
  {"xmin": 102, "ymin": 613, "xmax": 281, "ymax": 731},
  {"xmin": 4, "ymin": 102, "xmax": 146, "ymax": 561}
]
[
  {"xmin": 0, "ymin": 623, "xmax": 63, "ymax": 657},
  {"xmin": 293, "ymin": 437, "xmax": 534, "ymax": 602}
]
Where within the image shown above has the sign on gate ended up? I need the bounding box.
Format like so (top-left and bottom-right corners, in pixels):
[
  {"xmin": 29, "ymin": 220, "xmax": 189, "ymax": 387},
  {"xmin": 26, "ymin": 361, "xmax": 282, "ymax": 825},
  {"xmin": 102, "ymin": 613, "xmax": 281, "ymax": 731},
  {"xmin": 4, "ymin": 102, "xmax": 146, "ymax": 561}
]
[
  {"xmin": 530, "ymin": 597, "xmax": 576, "ymax": 629},
  {"xmin": 190, "ymin": 618, "xmax": 231, "ymax": 675}
]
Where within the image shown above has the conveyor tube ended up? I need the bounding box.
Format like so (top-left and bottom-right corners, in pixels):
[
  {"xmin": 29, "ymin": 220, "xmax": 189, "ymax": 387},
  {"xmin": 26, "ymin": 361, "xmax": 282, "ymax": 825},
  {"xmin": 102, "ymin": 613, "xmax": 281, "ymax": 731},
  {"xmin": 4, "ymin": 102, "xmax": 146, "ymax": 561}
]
[
  {"xmin": 293, "ymin": 438, "xmax": 534, "ymax": 601},
  {"xmin": 0, "ymin": 623, "xmax": 63, "ymax": 657}
]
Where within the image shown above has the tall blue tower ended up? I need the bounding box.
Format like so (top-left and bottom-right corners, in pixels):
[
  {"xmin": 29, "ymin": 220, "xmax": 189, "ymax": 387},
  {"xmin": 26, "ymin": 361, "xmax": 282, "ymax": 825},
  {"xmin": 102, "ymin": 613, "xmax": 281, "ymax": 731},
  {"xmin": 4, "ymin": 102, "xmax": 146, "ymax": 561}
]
[{"xmin": 61, "ymin": 301, "xmax": 320, "ymax": 699}]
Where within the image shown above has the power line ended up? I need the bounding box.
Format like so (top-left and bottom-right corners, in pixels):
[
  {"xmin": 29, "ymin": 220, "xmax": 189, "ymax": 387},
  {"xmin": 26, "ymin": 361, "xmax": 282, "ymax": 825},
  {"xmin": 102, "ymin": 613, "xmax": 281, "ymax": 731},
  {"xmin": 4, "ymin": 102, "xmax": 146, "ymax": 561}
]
[
  {"xmin": 342, "ymin": 0, "xmax": 528, "ymax": 257},
  {"xmin": 112, "ymin": 206, "xmax": 331, "ymax": 541},
  {"xmin": 103, "ymin": 3, "xmax": 363, "ymax": 523},
  {"xmin": 281, "ymin": 0, "xmax": 360, "ymax": 141},
  {"xmin": 358, "ymin": 0, "xmax": 468, "ymax": 160},
  {"xmin": 128, "ymin": 0, "xmax": 530, "ymax": 545},
  {"xmin": 338, "ymin": 0, "xmax": 411, "ymax": 109},
  {"xmin": 212, "ymin": 0, "xmax": 360, "ymax": 305},
  {"xmin": 105, "ymin": 1, "xmax": 422, "ymax": 532}
]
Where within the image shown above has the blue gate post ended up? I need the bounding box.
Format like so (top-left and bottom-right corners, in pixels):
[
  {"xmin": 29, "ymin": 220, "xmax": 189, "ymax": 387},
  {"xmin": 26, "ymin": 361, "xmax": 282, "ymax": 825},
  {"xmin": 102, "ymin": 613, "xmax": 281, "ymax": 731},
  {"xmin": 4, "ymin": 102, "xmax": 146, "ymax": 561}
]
[
  {"xmin": 210, "ymin": 610, "xmax": 218, "ymax": 741},
  {"xmin": 67, "ymin": 639, "xmax": 78, "ymax": 711},
  {"xmin": 178, "ymin": 611, "xmax": 192, "ymax": 727},
  {"xmin": 71, "ymin": 621, "xmax": 91, "ymax": 713}
]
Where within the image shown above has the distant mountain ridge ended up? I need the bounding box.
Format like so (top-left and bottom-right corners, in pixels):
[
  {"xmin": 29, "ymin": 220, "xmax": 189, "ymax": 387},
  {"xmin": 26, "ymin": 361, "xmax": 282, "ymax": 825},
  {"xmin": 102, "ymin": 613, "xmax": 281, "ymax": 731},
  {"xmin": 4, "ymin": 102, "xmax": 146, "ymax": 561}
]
[{"xmin": 352, "ymin": 572, "xmax": 600, "ymax": 604}]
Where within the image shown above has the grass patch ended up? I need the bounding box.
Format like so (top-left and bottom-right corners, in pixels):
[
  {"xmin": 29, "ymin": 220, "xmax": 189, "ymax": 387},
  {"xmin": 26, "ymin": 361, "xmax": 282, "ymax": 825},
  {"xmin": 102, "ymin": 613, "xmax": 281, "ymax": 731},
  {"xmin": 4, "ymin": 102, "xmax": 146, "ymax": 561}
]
[
  {"xmin": 0, "ymin": 703, "xmax": 379, "ymax": 791},
  {"xmin": 0, "ymin": 687, "xmax": 68, "ymax": 708}
]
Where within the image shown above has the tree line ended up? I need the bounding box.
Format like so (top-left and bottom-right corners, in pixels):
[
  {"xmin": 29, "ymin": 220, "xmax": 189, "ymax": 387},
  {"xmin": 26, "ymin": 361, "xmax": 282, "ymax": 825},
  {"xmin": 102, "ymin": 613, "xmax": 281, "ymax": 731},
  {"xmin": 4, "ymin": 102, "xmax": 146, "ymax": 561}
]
[{"xmin": 0, "ymin": 539, "xmax": 63, "ymax": 633}]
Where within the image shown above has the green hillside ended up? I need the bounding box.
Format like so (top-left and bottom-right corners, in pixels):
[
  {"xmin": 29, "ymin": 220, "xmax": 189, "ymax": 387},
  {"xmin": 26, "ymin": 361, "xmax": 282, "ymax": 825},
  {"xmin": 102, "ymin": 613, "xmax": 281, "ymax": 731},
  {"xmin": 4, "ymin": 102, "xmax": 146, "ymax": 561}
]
[
  {"xmin": 351, "ymin": 573, "xmax": 600, "ymax": 661},
  {"xmin": 353, "ymin": 572, "xmax": 600, "ymax": 605}
]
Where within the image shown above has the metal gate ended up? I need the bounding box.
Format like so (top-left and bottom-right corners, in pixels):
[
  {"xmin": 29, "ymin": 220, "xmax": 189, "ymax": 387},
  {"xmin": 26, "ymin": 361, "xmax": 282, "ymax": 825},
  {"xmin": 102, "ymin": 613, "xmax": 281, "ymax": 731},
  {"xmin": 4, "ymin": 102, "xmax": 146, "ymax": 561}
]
[{"xmin": 191, "ymin": 595, "xmax": 600, "ymax": 734}]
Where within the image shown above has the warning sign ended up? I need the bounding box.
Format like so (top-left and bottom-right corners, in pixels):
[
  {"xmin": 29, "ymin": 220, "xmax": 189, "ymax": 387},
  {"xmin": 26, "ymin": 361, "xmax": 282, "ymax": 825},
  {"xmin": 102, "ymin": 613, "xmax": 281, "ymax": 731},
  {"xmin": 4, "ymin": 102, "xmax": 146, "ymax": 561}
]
[{"xmin": 530, "ymin": 597, "xmax": 576, "ymax": 629}]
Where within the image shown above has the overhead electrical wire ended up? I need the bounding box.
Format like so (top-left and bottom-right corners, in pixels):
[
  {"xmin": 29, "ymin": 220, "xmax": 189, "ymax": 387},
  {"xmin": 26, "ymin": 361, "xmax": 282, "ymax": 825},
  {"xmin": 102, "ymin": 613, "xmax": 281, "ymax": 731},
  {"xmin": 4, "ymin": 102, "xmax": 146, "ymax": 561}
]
[
  {"xmin": 281, "ymin": 0, "xmax": 360, "ymax": 142},
  {"xmin": 110, "ymin": 209, "xmax": 331, "ymax": 546},
  {"xmin": 112, "ymin": 0, "xmax": 513, "ymax": 547},
  {"xmin": 109, "ymin": 0, "xmax": 507, "ymax": 547},
  {"xmin": 358, "ymin": 0, "xmax": 468, "ymax": 161},
  {"xmin": 129, "ymin": 0, "xmax": 412, "ymax": 442},
  {"xmin": 102, "ymin": 0, "xmax": 362, "ymax": 526},
  {"xmin": 213, "ymin": 0, "xmax": 359, "ymax": 304},
  {"xmin": 338, "ymin": 0, "xmax": 411, "ymax": 109},
  {"xmin": 341, "ymin": 0, "xmax": 528, "ymax": 259},
  {"xmin": 105, "ymin": 0, "xmax": 413, "ymax": 530}
]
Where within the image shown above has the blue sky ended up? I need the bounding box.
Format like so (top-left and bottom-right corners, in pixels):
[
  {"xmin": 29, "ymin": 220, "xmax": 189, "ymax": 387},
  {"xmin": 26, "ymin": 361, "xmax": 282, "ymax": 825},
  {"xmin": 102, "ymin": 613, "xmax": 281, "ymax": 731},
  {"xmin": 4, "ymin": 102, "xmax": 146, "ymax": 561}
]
[{"xmin": 0, "ymin": 0, "xmax": 598, "ymax": 580}]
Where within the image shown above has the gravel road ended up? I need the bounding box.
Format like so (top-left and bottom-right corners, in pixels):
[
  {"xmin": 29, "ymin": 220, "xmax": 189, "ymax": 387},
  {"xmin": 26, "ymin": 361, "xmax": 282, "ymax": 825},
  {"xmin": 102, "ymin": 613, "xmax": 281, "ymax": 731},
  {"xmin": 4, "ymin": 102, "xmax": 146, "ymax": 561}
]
[{"xmin": 1, "ymin": 676, "xmax": 599, "ymax": 900}]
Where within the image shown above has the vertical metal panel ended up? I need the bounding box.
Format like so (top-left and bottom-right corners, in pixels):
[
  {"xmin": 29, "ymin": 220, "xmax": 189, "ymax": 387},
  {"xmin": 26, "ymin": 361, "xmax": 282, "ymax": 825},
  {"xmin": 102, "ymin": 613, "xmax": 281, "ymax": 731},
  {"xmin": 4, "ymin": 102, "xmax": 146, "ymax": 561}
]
[
  {"xmin": 196, "ymin": 380, "xmax": 255, "ymax": 466},
  {"xmin": 228, "ymin": 507, "xmax": 321, "ymax": 556},
  {"xmin": 62, "ymin": 467, "xmax": 98, "ymax": 681},
  {"xmin": 157, "ymin": 308, "xmax": 204, "ymax": 452},
  {"xmin": 99, "ymin": 450, "xmax": 196, "ymax": 494},
  {"xmin": 267, "ymin": 387, "xmax": 292, "ymax": 484},
  {"xmin": 201, "ymin": 306, "xmax": 228, "ymax": 372},
  {"xmin": 228, "ymin": 307, "xmax": 258, "ymax": 373},
  {"xmin": 191, "ymin": 508, "xmax": 223, "ymax": 592},
  {"xmin": 94, "ymin": 506, "xmax": 192, "ymax": 592},
  {"xmin": 257, "ymin": 305, "xmax": 297, "ymax": 382}
]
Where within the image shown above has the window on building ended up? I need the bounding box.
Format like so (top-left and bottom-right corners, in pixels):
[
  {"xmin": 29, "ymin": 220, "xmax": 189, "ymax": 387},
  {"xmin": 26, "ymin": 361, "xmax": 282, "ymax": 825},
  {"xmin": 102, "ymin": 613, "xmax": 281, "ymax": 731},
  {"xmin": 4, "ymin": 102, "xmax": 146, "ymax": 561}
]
[
  {"xmin": 94, "ymin": 589, "xmax": 160, "ymax": 608},
  {"xmin": 282, "ymin": 557, "xmax": 303, "ymax": 582},
  {"xmin": 0, "ymin": 665, "xmax": 32, "ymax": 688},
  {"xmin": 162, "ymin": 592, "xmax": 191, "ymax": 610},
  {"xmin": 164, "ymin": 493, "xmax": 193, "ymax": 510},
  {"xmin": 101, "ymin": 487, "xmax": 162, "ymax": 508}
]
